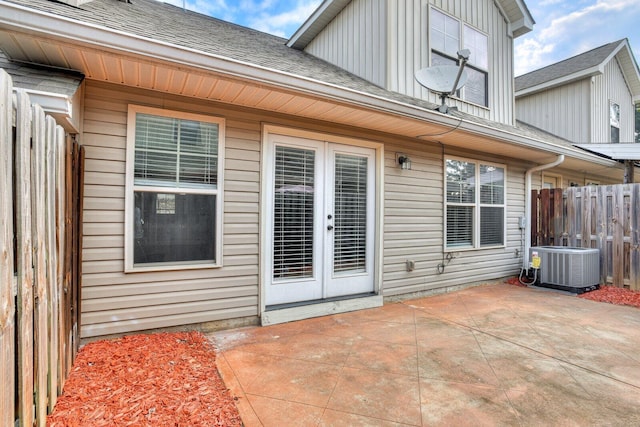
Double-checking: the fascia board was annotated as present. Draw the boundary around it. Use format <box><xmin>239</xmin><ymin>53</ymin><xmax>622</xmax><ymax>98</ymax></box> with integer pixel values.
<box><xmin>515</xmin><ymin>65</ymin><xmax>602</xmax><ymax>97</ymax></box>
<box><xmin>287</xmin><ymin>0</ymin><xmax>350</xmax><ymax>49</ymax></box>
<box><xmin>615</xmin><ymin>44</ymin><xmax>640</xmax><ymax>96</ymax></box>
<box><xmin>18</xmin><ymin>88</ymin><xmax>71</xmax><ymax>115</ymax></box>
<box><xmin>451</xmin><ymin>117</ymin><xmax>619</xmax><ymax>167</ymax></box>
<box><xmin>0</xmin><ymin>1</ymin><xmax>617</xmax><ymax>168</ymax></box>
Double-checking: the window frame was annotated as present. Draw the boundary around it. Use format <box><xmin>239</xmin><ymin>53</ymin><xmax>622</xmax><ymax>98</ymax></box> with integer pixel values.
<box><xmin>429</xmin><ymin>7</ymin><xmax>489</xmax><ymax>108</ymax></box>
<box><xmin>124</xmin><ymin>104</ymin><xmax>225</xmax><ymax>272</ymax></box>
<box><xmin>444</xmin><ymin>156</ymin><xmax>506</xmax><ymax>251</ymax></box>
<box><xmin>609</xmin><ymin>100</ymin><xmax>620</xmax><ymax>143</ymax></box>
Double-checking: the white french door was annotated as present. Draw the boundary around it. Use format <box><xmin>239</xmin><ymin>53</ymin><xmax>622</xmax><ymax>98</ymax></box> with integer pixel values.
<box><xmin>265</xmin><ymin>134</ymin><xmax>375</xmax><ymax>306</ymax></box>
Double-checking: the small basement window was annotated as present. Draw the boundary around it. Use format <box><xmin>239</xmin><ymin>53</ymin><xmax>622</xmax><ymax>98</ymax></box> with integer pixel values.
<box><xmin>125</xmin><ymin>105</ymin><xmax>224</xmax><ymax>271</ymax></box>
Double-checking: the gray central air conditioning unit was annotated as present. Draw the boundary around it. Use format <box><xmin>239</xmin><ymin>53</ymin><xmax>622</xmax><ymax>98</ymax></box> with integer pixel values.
<box><xmin>529</xmin><ymin>246</ymin><xmax>600</xmax><ymax>293</ymax></box>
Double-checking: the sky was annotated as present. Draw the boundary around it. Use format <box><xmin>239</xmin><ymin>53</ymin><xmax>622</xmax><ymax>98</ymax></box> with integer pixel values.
<box><xmin>163</xmin><ymin>0</ymin><xmax>640</xmax><ymax>77</ymax></box>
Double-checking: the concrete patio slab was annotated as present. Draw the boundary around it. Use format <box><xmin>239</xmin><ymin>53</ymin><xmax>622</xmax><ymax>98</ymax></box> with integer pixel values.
<box><xmin>209</xmin><ymin>283</ymin><xmax>640</xmax><ymax>426</ymax></box>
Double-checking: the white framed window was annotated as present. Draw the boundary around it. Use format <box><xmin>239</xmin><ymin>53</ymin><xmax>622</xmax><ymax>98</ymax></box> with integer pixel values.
<box><xmin>430</xmin><ymin>8</ymin><xmax>489</xmax><ymax>107</ymax></box>
<box><xmin>610</xmin><ymin>100</ymin><xmax>620</xmax><ymax>143</ymax></box>
<box><xmin>445</xmin><ymin>157</ymin><xmax>505</xmax><ymax>250</ymax></box>
<box><xmin>125</xmin><ymin>105</ymin><xmax>224</xmax><ymax>272</ymax></box>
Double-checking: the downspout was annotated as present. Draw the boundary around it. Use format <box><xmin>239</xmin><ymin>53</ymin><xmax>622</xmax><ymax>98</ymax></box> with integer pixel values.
<box><xmin>523</xmin><ymin>155</ymin><xmax>565</xmax><ymax>271</ymax></box>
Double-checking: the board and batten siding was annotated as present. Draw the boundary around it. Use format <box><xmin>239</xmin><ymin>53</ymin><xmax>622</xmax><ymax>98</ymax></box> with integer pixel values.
<box><xmin>80</xmin><ymin>82</ymin><xmax>260</xmax><ymax>338</ymax></box>
<box><xmin>305</xmin><ymin>0</ymin><xmax>387</xmax><ymax>88</ymax></box>
<box><xmin>515</xmin><ymin>79</ymin><xmax>591</xmax><ymax>143</ymax></box>
<box><xmin>591</xmin><ymin>58</ymin><xmax>636</xmax><ymax>143</ymax></box>
<box><xmin>305</xmin><ymin>0</ymin><xmax>515</xmax><ymax>126</ymax></box>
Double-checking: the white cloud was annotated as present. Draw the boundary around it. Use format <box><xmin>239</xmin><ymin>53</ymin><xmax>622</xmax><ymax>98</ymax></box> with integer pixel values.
<box><xmin>247</xmin><ymin>0</ymin><xmax>321</xmax><ymax>37</ymax></box>
<box><xmin>515</xmin><ymin>0</ymin><xmax>640</xmax><ymax>75</ymax></box>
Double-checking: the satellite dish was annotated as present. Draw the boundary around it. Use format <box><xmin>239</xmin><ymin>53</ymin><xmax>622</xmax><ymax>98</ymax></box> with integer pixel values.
<box><xmin>415</xmin><ymin>49</ymin><xmax>471</xmax><ymax>114</ymax></box>
<box><xmin>415</xmin><ymin>65</ymin><xmax>468</xmax><ymax>94</ymax></box>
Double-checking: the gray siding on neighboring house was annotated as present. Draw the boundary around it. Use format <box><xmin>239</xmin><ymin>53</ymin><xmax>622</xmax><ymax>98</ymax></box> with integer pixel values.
<box><xmin>515</xmin><ymin>79</ymin><xmax>591</xmax><ymax>143</ymax></box>
<box><xmin>305</xmin><ymin>0</ymin><xmax>515</xmax><ymax>126</ymax></box>
<box><xmin>80</xmin><ymin>81</ymin><xmax>261</xmax><ymax>338</ymax></box>
<box><xmin>592</xmin><ymin>58</ymin><xmax>636</xmax><ymax>143</ymax></box>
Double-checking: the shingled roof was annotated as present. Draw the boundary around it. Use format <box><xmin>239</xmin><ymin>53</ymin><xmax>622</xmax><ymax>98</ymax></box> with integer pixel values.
<box><xmin>515</xmin><ymin>39</ymin><xmax>640</xmax><ymax>96</ymax></box>
<box><xmin>0</xmin><ymin>0</ymin><xmax>606</xmax><ymax>158</ymax></box>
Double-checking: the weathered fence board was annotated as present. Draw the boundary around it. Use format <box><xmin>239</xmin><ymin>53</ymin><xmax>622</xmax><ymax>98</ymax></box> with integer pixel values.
<box><xmin>0</xmin><ymin>66</ymin><xmax>16</xmax><ymax>427</ymax></box>
<box><xmin>1</xmin><ymin>68</ymin><xmax>79</xmax><ymax>426</ymax></box>
<box><xmin>16</xmin><ymin>89</ymin><xmax>35</xmax><ymax>427</ymax></box>
<box><xmin>533</xmin><ymin>184</ymin><xmax>640</xmax><ymax>290</ymax></box>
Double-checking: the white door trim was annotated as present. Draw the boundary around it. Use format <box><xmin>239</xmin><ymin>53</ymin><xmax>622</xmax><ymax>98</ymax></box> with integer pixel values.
<box><xmin>260</xmin><ymin>125</ymin><xmax>384</xmax><ymax>323</ymax></box>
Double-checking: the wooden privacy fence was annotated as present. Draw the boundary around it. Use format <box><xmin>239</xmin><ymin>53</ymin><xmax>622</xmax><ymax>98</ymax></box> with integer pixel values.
<box><xmin>1</xmin><ymin>69</ymin><xmax>83</xmax><ymax>426</ymax></box>
<box><xmin>531</xmin><ymin>184</ymin><xmax>640</xmax><ymax>290</ymax></box>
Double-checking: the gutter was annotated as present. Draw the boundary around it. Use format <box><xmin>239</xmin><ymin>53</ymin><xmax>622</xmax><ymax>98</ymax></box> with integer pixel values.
<box><xmin>523</xmin><ymin>155</ymin><xmax>565</xmax><ymax>271</ymax></box>
<box><xmin>0</xmin><ymin>2</ymin><xmax>623</xmax><ymax>168</ymax></box>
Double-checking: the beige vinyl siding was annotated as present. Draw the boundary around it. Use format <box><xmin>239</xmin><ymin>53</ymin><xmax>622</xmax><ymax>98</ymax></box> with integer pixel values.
<box><xmin>81</xmin><ymin>82</ymin><xmax>543</xmax><ymax>337</ymax></box>
<box><xmin>305</xmin><ymin>0</ymin><xmax>387</xmax><ymax>87</ymax></box>
<box><xmin>304</xmin><ymin>0</ymin><xmax>515</xmax><ymax>125</ymax></box>
<box><xmin>592</xmin><ymin>58</ymin><xmax>636</xmax><ymax>143</ymax></box>
<box><xmin>80</xmin><ymin>81</ymin><xmax>260</xmax><ymax>338</ymax></box>
<box><xmin>382</xmin><ymin>140</ymin><xmax>527</xmax><ymax>297</ymax></box>
<box><xmin>516</xmin><ymin>79</ymin><xmax>591</xmax><ymax>143</ymax></box>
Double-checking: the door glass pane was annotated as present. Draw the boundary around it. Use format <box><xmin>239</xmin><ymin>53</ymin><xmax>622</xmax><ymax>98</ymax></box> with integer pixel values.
<box><xmin>273</xmin><ymin>146</ymin><xmax>315</xmax><ymax>280</ymax></box>
<box><xmin>334</xmin><ymin>154</ymin><xmax>367</xmax><ymax>274</ymax></box>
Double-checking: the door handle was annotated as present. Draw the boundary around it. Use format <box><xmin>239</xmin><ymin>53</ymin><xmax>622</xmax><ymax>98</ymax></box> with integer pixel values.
<box><xmin>327</xmin><ymin>225</ymin><xmax>334</xmax><ymax>231</ymax></box>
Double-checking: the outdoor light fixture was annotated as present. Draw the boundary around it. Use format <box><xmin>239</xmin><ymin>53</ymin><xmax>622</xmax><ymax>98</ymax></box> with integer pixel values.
<box><xmin>398</xmin><ymin>155</ymin><xmax>411</xmax><ymax>170</ymax></box>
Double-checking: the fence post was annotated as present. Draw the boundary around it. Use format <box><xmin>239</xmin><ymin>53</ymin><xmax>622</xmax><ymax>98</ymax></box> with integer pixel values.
<box><xmin>0</xmin><ymin>67</ymin><xmax>16</xmax><ymax>427</ymax></box>
<box><xmin>596</xmin><ymin>185</ymin><xmax>608</xmax><ymax>285</ymax></box>
<box><xmin>45</xmin><ymin>115</ymin><xmax>59</xmax><ymax>409</ymax></box>
<box><xmin>16</xmin><ymin>89</ymin><xmax>35</xmax><ymax>427</ymax></box>
<box><xmin>631</xmin><ymin>185</ymin><xmax>640</xmax><ymax>291</ymax></box>
<box><xmin>553</xmin><ymin>188</ymin><xmax>563</xmax><ymax>246</ymax></box>
<box><xmin>612</xmin><ymin>185</ymin><xmax>625</xmax><ymax>287</ymax></box>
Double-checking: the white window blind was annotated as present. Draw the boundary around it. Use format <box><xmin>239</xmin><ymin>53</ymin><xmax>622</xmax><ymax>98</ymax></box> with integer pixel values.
<box><xmin>334</xmin><ymin>154</ymin><xmax>367</xmax><ymax>273</ymax></box>
<box><xmin>273</xmin><ymin>146</ymin><xmax>316</xmax><ymax>280</ymax></box>
<box><xmin>134</xmin><ymin>113</ymin><xmax>218</xmax><ymax>189</ymax></box>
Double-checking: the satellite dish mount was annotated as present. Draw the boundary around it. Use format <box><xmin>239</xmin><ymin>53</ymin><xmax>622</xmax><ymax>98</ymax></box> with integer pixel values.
<box><xmin>415</xmin><ymin>49</ymin><xmax>471</xmax><ymax>114</ymax></box>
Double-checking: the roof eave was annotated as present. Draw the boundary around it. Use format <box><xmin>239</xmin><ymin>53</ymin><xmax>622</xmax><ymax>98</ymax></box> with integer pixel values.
<box><xmin>515</xmin><ymin>65</ymin><xmax>602</xmax><ymax>97</ymax></box>
<box><xmin>0</xmin><ymin>1</ymin><xmax>618</xmax><ymax>170</ymax></box>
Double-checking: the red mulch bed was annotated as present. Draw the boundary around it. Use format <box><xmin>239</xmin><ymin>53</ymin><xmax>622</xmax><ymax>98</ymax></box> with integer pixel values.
<box><xmin>47</xmin><ymin>331</ymin><xmax>242</xmax><ymax>427</ymax></box>
<box><xmin>578</xmin><ymin>285</ymin><xmax>640</xmax><ymax>308</ymax></box>
<box><xmin>505</xmin><ymin>277</ymin><xmax>640</xmax><ymax>309</ymax></box>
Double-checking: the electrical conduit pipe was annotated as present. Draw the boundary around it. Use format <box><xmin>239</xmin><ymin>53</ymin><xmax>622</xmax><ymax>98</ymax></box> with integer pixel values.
<box><xmin>523</xmin><ymin>155</ymin><xmax>565</xmax><ymax>271</ymax></box>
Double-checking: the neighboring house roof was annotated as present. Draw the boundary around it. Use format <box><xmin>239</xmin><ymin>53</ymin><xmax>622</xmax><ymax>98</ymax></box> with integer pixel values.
<box><xmin>287</xmin><ymin>0</ymin><xmax>535</xmax><ymax>50</ymax></box>
<box><xmin>515</xmin><ymin>39</ymin><xmax>640</xmax><ymax>100</ymax></box>
<box><xmin>0</xmin><ymin>0</ymin><xmax>624</xmax><ymax>175</ymax></box>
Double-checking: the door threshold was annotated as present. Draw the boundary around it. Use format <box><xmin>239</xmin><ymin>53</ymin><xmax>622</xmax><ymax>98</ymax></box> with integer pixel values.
<box><xmin>261</xmin><ymin>294</ymin><xmax>383</xmax><ymax>326</ymax></box>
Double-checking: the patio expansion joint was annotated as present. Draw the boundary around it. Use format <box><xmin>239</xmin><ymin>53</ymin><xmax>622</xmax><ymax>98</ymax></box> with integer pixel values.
<box><xmin>401</xmin><ymin>301</ymin><xmax>640</xmax><ymax>393</ymax></box>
